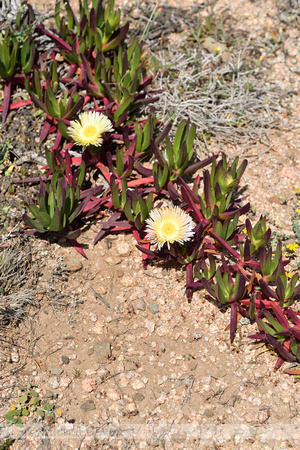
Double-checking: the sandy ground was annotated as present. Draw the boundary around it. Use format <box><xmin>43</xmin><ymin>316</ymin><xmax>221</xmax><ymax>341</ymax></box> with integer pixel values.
<box><xmin>1</xmin><ymin>0</ymin><xmax>300</xmax><ymax>448</ymax></box>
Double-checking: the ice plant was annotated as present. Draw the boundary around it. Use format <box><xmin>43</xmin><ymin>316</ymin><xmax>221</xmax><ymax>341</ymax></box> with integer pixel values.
<box><xmin>68</xmin><ymin>111</ymin><xmax>114</xmax><ymax>148</ymax></box>
<box><xmin>145</xmin><ymin>205</ymin><xmax>195</xmax><ymax>250</ymax></box>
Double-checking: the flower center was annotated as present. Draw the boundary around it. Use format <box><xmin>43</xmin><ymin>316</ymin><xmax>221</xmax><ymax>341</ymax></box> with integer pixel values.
<box><xmin>160</xmin><ymin>220</ymin><xmax>177</xmax><ymax>239</ymax></box>
<box><xmin>82</xmin><ymin>124</ymin><xmax>98</xmax><ymax>139</ymax></box>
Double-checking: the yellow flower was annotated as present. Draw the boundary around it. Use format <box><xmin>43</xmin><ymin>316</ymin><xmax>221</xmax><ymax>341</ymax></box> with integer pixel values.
<box><xmin>286</xmin><ymin>272</ymin><xmax>291</xmax><ymax>278</ymax></box>
<box><xmin>286</xmin><ymin>243</ymin><xmax>298</xmax><ymax>252</ymax></box>
<box><xmin>145</xmin><ymin>205</ymin><xmax>195</xmax><ymax>250</ymax></box>
<box><xmin>215</xmin><ymin>46</ymin><xmax>221</xmax><ymax>52</ymax></box>
<box><xmin>68</xmin><ymin>111</ymin><xmax>114</xmax><ymax>148</ymax></box>
<box><xmin>5</xmin><ymin>164</ymin><xmax>14</xmax><ymax>176</ymax></box>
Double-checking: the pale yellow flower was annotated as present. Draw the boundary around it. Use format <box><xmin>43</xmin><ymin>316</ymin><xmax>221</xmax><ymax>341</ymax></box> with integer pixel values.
<box><xmin>68</xmin><ymin>111</ymin><xmax>114</xmax><ymax>147</ymax></box>
<box><xmin>145</xmin><ymin>205</ymin><xmax>195</xmax><ymax>250</ymax></box>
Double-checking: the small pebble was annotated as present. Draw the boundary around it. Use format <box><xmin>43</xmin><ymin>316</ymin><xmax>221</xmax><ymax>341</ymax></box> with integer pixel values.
<box><xmin>49</xmin><ymin>377</ymin><xmax>60</xmax><ymax>389</ymax></box>
<box><xmin>50</xmin><ymin>367</ymin><xmax>64</xmax><ymax>376</ymax></box>
<box><xmin>64</xmin><ymin>256</ymin><xmax>83</xmax><ymax>272</ymax></box>
<box><xmin>147</xmin><ymin>303</ymin><xmax>159</xmax><ymax>314</ymax></box>
<box><xmin>133</xmin><ymin>393</ymin><xmax>145</xmax><ymax>402</ymax></box>
<box><xmin>145</xmin><ymin>321</ymin><xmax>155</xmax><ymax>333</ymax></box>
<box><xmin>94</xmin><ymin>341</ymin><xmax>112</xmax><ymax>363</ymax></box>
<box><xmin>107</xmin><ymin>389</ymin><xmax>121</xmax><ymax>401</ymax></box>
<box><xmin>61</xmin><ymin>356</ymin><xmax>70</xmax><ymax>365</ymax></box>
<box><xmin>171</xmin><ymin>432</ymin><xmax>187</xmax><ymax>443</ymax></box>
<box><xmin>116</xmin><ymin>242</ymin><xmax>131</xmax><ymax>256</ymax></box>
<box><xmin>60</xmin><ymin>377</ymin><xmax>72</xmax><ymax>389</ymax></box>
<box><xmin>193</xmin><ymin>332</ymin><xmax>202</xmax><ymax>340</ymax></box>
<box><xmin>96</xmin><ymin>286</ymin><xmax>107</xmax><ymax>295</ymax></box>
<box><xmin>132</xmin><ymin>299</ymin><xmax>146</xmax><ymax>311</ymax></box>
<box><xmin>105</xmin><ymin>256</ymin><xmax>121</xmax><ymax>265</ymax></box>
<box><xmin>131</xmin><ymin>380</ymin><xmax>145</xmax><ymax>390</ymax></box>
<box><xmin>43</xmin><ymin>390</ymin><xmax>54</xmax><ymax>399</ymax></box>
<box><xmin>82</xmin><ymin>378</ymin><xmax>97</xmax><ymax>393</ymax></box>
<box><xmin>80</xmin><ymin>400</ymin><xmax>96</xmax><ymax>411</ymax></box>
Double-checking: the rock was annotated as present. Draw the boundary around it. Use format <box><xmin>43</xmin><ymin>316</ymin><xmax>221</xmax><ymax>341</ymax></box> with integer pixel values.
<box><xmin>132</xmin><ymin>299</ymin><xmax>146</xmax><ymax>311</ymax></box>
<box><xmin>105</xmin><ymin>256</ymin><xmax>121</xmax><ymax>265</ymax></box>
<box><xmin>61</xmin><ymin>356</ymin><xmax>70</xmax><ymax>365</ymax></box>
<box><xmin>131</xmin><ymin>380</ymin><xmax>145</xmax><ymax>390</ymax></box>
<box><xmin>268</xmin><ymin>195</ymin><xmax>281</xmax><ymax>204</ymax></box>
<box><xmin>49</xmin><ymin>377</ymin><xmax>60</xmax><ymax>389</ymax></box>
<box><xmin>43</xmin><ymin>390</ymin><xmax>54</xmax><ymax>399</ymax></box>
<box><xmin>119</xmin><ymin>377</ymin><xmax>129</xmax><ymax>387</ymax></box>
<box><xmin>80</xmin><ymin>400</ymin><xmax>96</xmax><ymax>411</ymax></box>
<box><xmin>240</xmin><ymin>317</ymin><xmax>251</xmax><ymax>325</ymax></box>
<box><xmin>127</xmin><ymin>403</ymin><xmax>137</xmax><ymax>414</ymax></box>
<box><xmin>116</xmin><ymin>242</ymin><xmax>131</xmax><ymax>257</ymax></box>
<box><xmin>94</xmin><ymin>341</ymin><xmax>112</xmax><ymax>363</ymax></box>
<box><xmin>60</xmin><ymin>377</ymin><xmax>72</xmax><ymax>389</ymax></box>
<box><xmin>82</xmin><ymin>378</ymin><xmax>97</xmax><ymax>393</ymax></box>
<box><xmin>64</xmin><ymin>256</ymin><xmax>83</xmax><ymax>272</ymax></box>
<box><xmin>50</xmin><ymin>367</ymin><xmax>64</xmax><ymax>376</ymax></box>
<box><xmin>39</xmin><ymin>363</ymin><xmax>48</xmax><ymax>372</ymax></box>
<box><xmin>129</xmin><ymin>287</ymin><xmax>148</xmax><ymax>300</ymax></box>
<box><xmin>107</xmin><ymin>389</ymin><xmax>120</xmax><ymax>401</ymax></box>
<box><xmin>145</xmin><ymin>321</ymin><xmax>155</xmax><ymax>333</ymax></box>
<box><xmin>171</xmin><ymin>432</ymin><xmax>187</xmax><ymax>443</ymax></box>
<box><xmin>116</xmin><ymin>269</ymin><xmax>124</xmax><ymax>278</ymax></box>
<box><xmin>202</xmin><ymin>37</ymin><xmax>233</xmax><ymax>63</ymax></box>
<box><xmin>147</xmin><ymin>303</ymin><xmax>159</xmax><ymax>314</ymax></box>
<box><xmin>91</xmin><ymin>314</ymin><xmax>98</xmax><ymax>322</ymax></box>
<box><xmin>10</xmin><ymin>351</ymin><xmax>19</xmax><ymax>363</ymax></box>
<box><xmin>193</xmin><ymin>332</ymin><xmax>202</xmax><ymax>340</ymax></box>
<box><xmin>98</xmin><ymin>367</ymin><xmax>110</xmax><ymax>381</ymax></box>
<box><xmin>133</xmin><ymin>393</ymin><xmax>145</xmax><ymax>402</ymax></box>
<box><xmin>97</xmin><ymin>286</ymin><xmax>107</xmax><ymax>295</ymax></box>
<box><xmin>156</xmin><ymin>325</ymin><xmax>169</xmax><ymax>336</ymax></box>
<box><xmin>117</xmin><ymin>240</ymin><xmax>131</xmax><ymax>256</ymax></box>
<box><xmin>203</xmin><ymin>409</ymin><xmax>215</xmax><ymax>418</ymax></box>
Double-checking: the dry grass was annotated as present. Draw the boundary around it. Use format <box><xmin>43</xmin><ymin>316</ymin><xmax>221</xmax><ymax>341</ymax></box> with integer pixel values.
<box><xmin>0</xmin><ymin>237</ymin><xmax>38</xmax><ymax>328</ymax></box>
<box><xmin>149</xmin><ymin>43</ymin><xmax>284</xmax><ymax>157</ymax></box>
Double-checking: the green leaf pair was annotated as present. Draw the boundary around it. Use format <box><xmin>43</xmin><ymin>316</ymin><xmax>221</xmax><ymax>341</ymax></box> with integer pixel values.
<box><xmin>23</xmin><ymin>173</ymin><xmax>82</xmax><ymax>233</ymax></box>
<box><xmin>201</xmin><ymin>269</ymin><xmax>246</xmax><ymax>305</ymax></box>
<box><xmin>246</xmin><ymin>216</ymin><xmax>271</xmax><ymax>253</ymax></box>
<box><xmin>123</xmin><ymin>190</ymin><xmax>153</xmax><ymax>231</ymax></box>
<box><xmin>210</xmin><ymin>154</ymin><xmax>247</xmax><ymax>195</ymax></box>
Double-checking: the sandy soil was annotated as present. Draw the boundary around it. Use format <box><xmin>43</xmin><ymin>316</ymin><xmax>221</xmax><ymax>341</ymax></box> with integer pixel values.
<box><xmin>1</xmin><ymin>0</ymin><xmax>300</xmax><ymax>448</ymax></box>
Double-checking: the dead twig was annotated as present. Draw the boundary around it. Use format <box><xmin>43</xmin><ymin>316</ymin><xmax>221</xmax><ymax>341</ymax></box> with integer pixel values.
<box><xmin>88</xmin><ymin>285</ymin><xmax>114</xmax><ymax>310</ymax></box>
